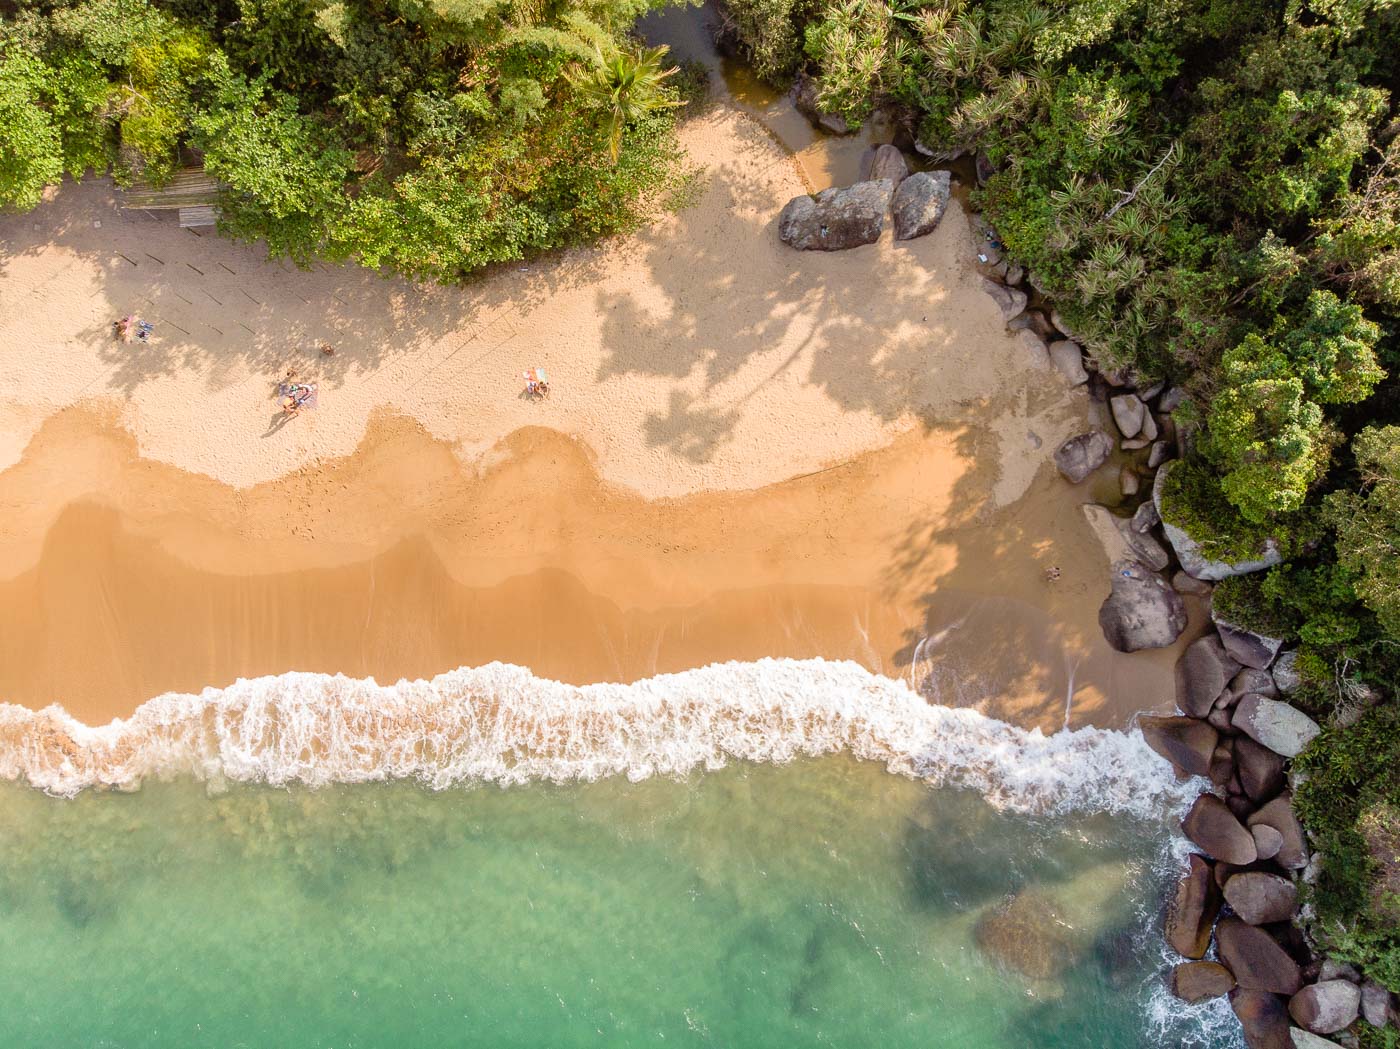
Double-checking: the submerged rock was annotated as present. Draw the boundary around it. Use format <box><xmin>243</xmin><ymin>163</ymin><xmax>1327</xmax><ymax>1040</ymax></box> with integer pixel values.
<box><xmin>891</xmin><ymin>170</ymin><xmax>951</xmax><ymax>240</ymax></box>
<box><xmin>778</xmin><ymin>180</ymin><xmax>892</xmax><ymax>251</ymax></box>
<box><xmin>1099</xmin><ymin>560</ymin><xmax>1186</xmax><ymax>651</ymax></box>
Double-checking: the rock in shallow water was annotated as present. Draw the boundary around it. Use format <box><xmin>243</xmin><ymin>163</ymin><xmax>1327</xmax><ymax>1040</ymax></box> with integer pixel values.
<box><xmin>891</xmin><ymin>170</ymin><xmax>950</xmax><ymax>240</ymax></box>
<box><xmin>1183</xmin><ymin>794</ymin><xmax>1258</xmax><ymax>866</ymax></box>
<box><xmin>778</xmin><ymin>180</ymin><xmax>892</xmax><ymax>251</ymax></box>
<box><xmin>1165</xmin><ymin>854</ymin><xmax>1222</xmax><ymax>959</ymax></box>
<box><xmin>1140</xmin><ymin>716</ymin><xmax>1218</xmax><ymax>778</ymax></box>
<box><xmin>1054</xmin><ymin>430</ymin><xmax>1114</xmax><ymax>483</ymax></box>
<box><xmin>1216</xmin><ymin>917</ymin><xmax>1303</xmax><ymax>995</ymax></box>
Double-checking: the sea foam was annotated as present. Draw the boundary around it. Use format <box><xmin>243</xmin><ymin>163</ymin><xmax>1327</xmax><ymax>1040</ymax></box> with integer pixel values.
<box><xmin>0</xmin><ymin>658</ymin><xmax>1194</xmax><ymax>812</ymax></box>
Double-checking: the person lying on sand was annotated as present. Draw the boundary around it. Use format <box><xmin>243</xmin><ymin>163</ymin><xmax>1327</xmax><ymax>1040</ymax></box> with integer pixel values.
<box><xmin>523</xmin><ymin>367</ymin><xmax>550</xmax><ymax>399</ymax></box>
<box><xmin>281</xmin><ymin>384</ymin><xmax>314</xmax><ymax>414</ymax></box>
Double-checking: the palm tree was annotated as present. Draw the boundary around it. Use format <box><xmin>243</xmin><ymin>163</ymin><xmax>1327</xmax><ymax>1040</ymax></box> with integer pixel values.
<box><xmin>568</xmin><ymin>42</ymin><xmax>681</xmax><ymax>163</ymax></box>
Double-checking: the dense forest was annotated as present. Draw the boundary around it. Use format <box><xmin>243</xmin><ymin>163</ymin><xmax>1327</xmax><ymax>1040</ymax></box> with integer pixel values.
<box><xmin>718</xmin><ymin>0</ymin><xmax>1400</xmax><ymax>1014</ymax></box>
<box><xmin>0</xmin><ymin>0</ymin><xmax>695</xmax><ymax>280</ymax></box>
<box><xmin>3</xmin><ymin>0</ymin><xmax>1400</xmax><ymax>1023</ymax></box>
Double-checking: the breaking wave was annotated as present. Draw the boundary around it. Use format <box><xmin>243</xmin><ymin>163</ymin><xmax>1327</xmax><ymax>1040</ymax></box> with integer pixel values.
<box><xmin>0</xmin><ymin>658</ymin><xmax>1193</xmax><ymax>812</ymax></box>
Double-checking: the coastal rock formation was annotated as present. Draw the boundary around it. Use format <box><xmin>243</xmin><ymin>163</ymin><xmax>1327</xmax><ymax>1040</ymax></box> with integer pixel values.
<box><xmin>778</xmin><ymin>180</ymin><xmax>892</xmax><ymax>251</ymax></box>
<box><xmin>891</xmin><ymin>171</ymin><xmax>951</xmax><ymax>240</ymax></box>
<box><xmin>1048</xmin><ymin>340</ymin><xmax>1089</xmax><ymax>385</ymax></box>
<box><xmin>1098</xmin><ymin>560</ymin><xmax>1187</xmax><ymax>651</ymax></box>
<box><xmin>1232</xmin><ymin>696</ymin><xmax>1321</xmax><ymax>758</ymax></box>
<box><xmin>1140</xmin><ymin>716</ymin><xmax>1218</xmax><ymax>778</ymax></box>
<box><xmin>1165</xmin><ymin>854</ymin><xmax>1222</xmax><ymax>959</ymax></box>
<box><xmin>1361</xmin><ymin>980</ymin><xmax>1394</xmax><ymax>1027</ymax></box>
<box><xmin>1110</xmin><ymin>393</ymin><xmax>1146</xmax><ymax>438</ymax></box>
<box><xmin>1246</xmin><ymin>795</ymin><xmax>1309</xmax><ymax>871</ymax></box>
<box><xmin>1231</xmin><ymin>667</ymin><xmax>1278</xmax><ymax>700</ymax></box>
<box><xmin>1216</xmin><ymin>918</ymin><xmax>1304</xmax><ymax>995</ymax></box>
<box><xmin>1272</xmin><ymin>651</ymin><xmax>1302</xmax><ymax>693</ymax></box>
<box><xmin>1177</xmin><ymin>636</ymin><xmax>1242</xmax><ymax>718</ymax></box>
<box><xmin>1183</xmin><ymin>794</ymin><xmax>1258</xmax><ymax>865</ymax></box>
<box><xmin>1235</xmin><ymin>736</ymin><xmax>1287</xmax><ymax>803</ymax></box>
<box><xmin>1213</xmin><ymin>617</ymin><xmax>1285</xmax><ymax>670</ymax></box>
<box><xmin>1153</xmin><ymin>464</ymin><xmax>1284</xmax><ymax>581</ymax></box>
<box><xmin>1289</xmin><ymin>980</ymin><xmax>1361</xmax><ymax>1034</ymax></box>
<box><xmin>1251</xmin><ymin>824</ymin><xmax>1284</xmax><ymax>860</ymax></box>
<box><xmin>981</xmin><ymin>277</ymin><xmax>1028</xmax><ymax>320</ymax></box>
<box><xmin>1170</xmin><ymin>960</ymin><xmax>1236</xmax><ymax>1003</ymax></box>
<box><xmin>1289</xmin><ymin>1030</ymin><xmax>1347</xmax><ymax>1049</ymax></box>
<box><xmin>860</xmin><ymin>144</ymin><xmax>910</xmax><ymax>188</ymax></box>
<box><xmin>1231</xmin><ymin>989</ymin><xmax>1293</xmax><ymax>1049</ymax></box>
<box><xmin>1223</xmin><ymin>872</ymin><xmax>1298</xmax><ymax>925</ymax></box>
<box><xmin>1054</xmin><ymin>430</ymin><xmax>1114</xmax><ymax>483</ymax></box>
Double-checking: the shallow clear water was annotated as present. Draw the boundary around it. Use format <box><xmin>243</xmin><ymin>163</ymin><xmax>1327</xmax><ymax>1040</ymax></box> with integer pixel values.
<box><xmin>0</xmin><ymin>757</ymin><xmax>1219</xmax><ymax>1048</ymax></box>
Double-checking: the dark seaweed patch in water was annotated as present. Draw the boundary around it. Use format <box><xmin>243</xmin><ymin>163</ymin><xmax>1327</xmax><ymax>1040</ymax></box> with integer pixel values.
<box><xmin>903</xmin><ymin>800</ymin><xmax>1042</xmax><ymax>912</ymax></box>
<box><xmin>54</xmin><ymin>876</ymin><xmax>104</xmax><ymax>928</ymax></box>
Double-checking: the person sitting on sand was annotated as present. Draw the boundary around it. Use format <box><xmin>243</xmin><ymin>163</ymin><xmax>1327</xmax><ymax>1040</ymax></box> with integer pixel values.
<box><xmin>281</xmin><ymin>383</ymin><xmax>314</xmax><ymax>414</ymax></box>
<box><xmin>115</xmin><ymin>316</ymin><xmax>134</xmax><ymax>342</ymax></box>
<box><xmin>523</xmin><ymin>367</ymin><xmax>550</xmax><ymax>399</ymax></box>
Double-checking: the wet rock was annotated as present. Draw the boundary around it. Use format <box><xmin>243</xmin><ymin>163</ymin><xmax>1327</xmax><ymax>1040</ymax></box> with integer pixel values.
<box><xmin>1361</xmin><ymin>980</ymin><xmax>1394</xmax><ymax>1027</ymax></box>
<box><xmin>1224</xmin><ymin>872</ymin><xmax>1298</xmax><ymax>925</ymax></box>
<box><xmin>1209</xmin><ymin>742</ymin><xmax>1236</xmax><ymax>786</ymax></box>
<box><xmin>1290</xmin><ymin>981</ymin><xmax>1361</xmax><ymax>1034</ymax></box>
<box><xmin>1272</xmin><ymin>651</ymin><xmax>1302</xmax><ymax>694</ymax></box>
<box><xmin>1233</xmin><ymin>696</ymin><xmax>1322</xmax><ymax>758</ymax></box>
<box><xmin>1288</xmin><ymin>1029</ymin><xmax>1346</xmax><ymax>1049</ymax></box>
<box><xmin>1120</xmin><ymin>466</ymin><xmax>1140</xmax><ymax>498</ymax></box>
<box><xmin>1171</xmin><ymin>960</ymin><xmax>1236</xmax><ymax>1003</ymax></box>
<box><xmin>891</xmin><ymin>170</ymin><xmax>951</xmax><ymax>240</ymax></box>
<box><xmin>1231</xmin><ymin>668</ymin><xmax>1279</xmax><ymax>700</ymax></box>
<box><xmin>1231</xmin><ymin>989</ymin><xmax>1294</xmax><ymax>1049</ymax></box>
<box><xmin>981</xmin><ymin>278</ymin><xmax>1029</xmax><ymax>321</ymax></box>
<box><xmin>778</xmin><ymin>180</ymin><xmax>892</xmax><ymax>251</ymax></box>
<box><xmin>1055</xmin><ymin>430</ymin><xmax>1114</xmax><ymax>483</ymax></box>
<box><xmin>1217</xmin><ymin>918</ymin><xmax>1304</xmax><ymax>995</ymax></box>
<box><xmin>1141</xmin><ymin>716</ymin><xmax>1219</xmax><ymax>778</ymax></box>
<box><xmin>1251</xmin><ymin>824</ymin><xmax>1284</xmax><ymax>860</ymax></box>
<box><xmin>1153</xmin><ymin>464</ymin><xmax>1284</xmax><ymax>581</ymax></box>
<box><xmin>860</xmin><ymin>144</ymin><xmax>910</xmax><ymax>188</ymax></box>
<box><xmin>1183</xmin><ymin>794</ymin><xmax>1258</xmax><ymax>865</ymax></box>
<box><xmin>1110</xmin><ymin>393</ymin><xmax>1147</xmax><ymax>438</ymax></box>
<box><xmin>1177</xmin><ymin>635</ymin><xmax>1242</xmax><ymax>718</ymax></box>
<box><xmin>1148</xmin><ymin>440</ymin><xmax>1172</xmax><ymax>469</ymax></box>
<box><xmin>1131</xmin><ymin>500</ymin><xmax>1160</xmax><ymax>533</ymax></box>
<box><xmin>1099</xmin><ymin>559</ymin><xmax>1187</xmax><ymax>652</ymax></box>
<box><xmin>1235</xmin><ymin>736</ymin><xmax>1287</xmax><ymax>804</ymax></box>
<box><xmin>1247</xmin><ymin>794</ymin><xmax>1309</xmax><ymax>871</ymax></box>
<box><xmin>1048</xmin><ymin>340</ymin><xmax>1088</xmax><ymax>385</ymax></box>
<box><xmin>1174</xmin><ymin>572</ymin><xmax>1214</xmax><ymax>598</ymax></box>
<box><xmin>1214</xmin><ymin>617</ymin><xmax>1285</xmax><ymax>670</ymax></box>
<box><xmin>1165</xmin><ymin>854</ymin><xmax>1221</xmax><ymax>959</ymax></box>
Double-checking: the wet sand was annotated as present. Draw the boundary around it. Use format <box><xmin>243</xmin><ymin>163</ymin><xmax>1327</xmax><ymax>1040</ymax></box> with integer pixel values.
<box><xmin>0</xmin><ymin>408</ymin><xmax>1195</xmax><ymax>732</ymax></box>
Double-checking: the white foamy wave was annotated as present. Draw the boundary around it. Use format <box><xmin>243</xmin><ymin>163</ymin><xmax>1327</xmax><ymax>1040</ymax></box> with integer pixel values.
<box><xmin>0</xmin><ymin>658</ymin><xmax>1194</xmax><ymax>813</ymax></box>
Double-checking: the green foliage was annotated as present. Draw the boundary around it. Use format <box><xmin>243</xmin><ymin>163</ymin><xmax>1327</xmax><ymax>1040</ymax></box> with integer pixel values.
<box><xmin>1157</xmin><ymin>458</ymin><xmax>1295</xmax><ymax>563</ymax></box>
<box><xmin>1316</xmin><ymin>138</ymin><xmax>1400</xmax><ymax>309</ymax></box>
<box><xmin>566</xmin><ymin>42</ymin><xmax>682</xmax><ymax>162</ymax></box>
<box><xmin>718</xmin><ymin>0</ymin><xmax>816</xmax><ymax>82</ymax></box>
<box><xmin>0</xmin><ymin>44</ymin><xmax>65</xmax><ymax>209</ymax></box>
<box><xmin>1330</xmin><ymin>426</ymin><xmax>1400</xmax><ymax>638</ymax></box>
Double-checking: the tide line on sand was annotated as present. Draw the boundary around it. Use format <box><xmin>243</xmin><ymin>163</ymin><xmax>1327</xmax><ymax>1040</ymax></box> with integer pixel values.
<box><xmin>0</xmin><ymin>658</ymin><xmax>1195</xmax><ymax>812</ymax></box>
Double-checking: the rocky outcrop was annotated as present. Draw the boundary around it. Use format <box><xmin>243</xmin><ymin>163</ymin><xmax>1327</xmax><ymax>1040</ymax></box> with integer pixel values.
<box><xmin>1099</xmin><ymin>560</ymin><xmax>1186</xmax><ymax>651</ymax></box>
<box><xmin>1183</xmin><ymin>794</ymin><xmax>1258</xmax><ymax>866</ymax></box>
<box><xmin>1048</xmin><ymin>340</ymin><xmax>1088</xmax><ymax>385</ymax></box>
<box><xmin>1234</xmin><ymin>736</ymin><xmax>1287</xmax><ymax>803</ymax></box>
<box><xmin>1272</xmin><ymin>651</ymin><xmax>1301</xmax><ymax>694</ymax></box>
<box><xmin>778</xmin><ymin>180</ymin><xmax>892</xmax><ymax>251</ymax></box>
<box><xmin>1232</xmin><ymin>696</ymin><xmax>1321</xmax><ymax>758</ymax></box>
<box><xmin>1223</xmin><ymin>872</ymin><xmax>1298</xmax><ymax>925</ymax></box>
<box><xmin>1177</xmin><ymin>635</ymin><xmax>1242</xmax><ymax>718</ymax></box>
<box><xmin>1213</xmin><ymin>617</ymin><xmax>1285</xmax><ymax>670</ymax></box>
<box><xmin>1217</xmin><ymin>918</ymin><xmax>1304</xmax><ymax>995</ymax></box>
<box><xmin>1361</xmin><ymin>980</ymin><xmax>1394</xmax><ymax>1027</ymax></box>
<box><xmin>1246</xmin><ymin>795</ymin><xmax>1309</xmax><ymax>871</ymax></box>
<box><xmin>1289</xmin><ymin>981</ymin><xmax>1361</xmax><ymax>1034</ymax></box>
<box><xmin>1054</xmin><ymin>430</ymin><xmax>1114</xmax><ymax>483</ymax></box>
<box><xmin>861</xmin><ymin>144</ymin><xmax>909</xmax><ymax>188</ymax></box>
<box><xmin>1141</xmin><ymin>716</ymin><xmax>1219</xmax><ymax>778</ymax></box>
<box><xmin>1110</xmin><ymin>393</ymin><xmax>1146</xmax><ymax>438</ymax></box>
<box><xmin>1170</xmin><ymin>960</ymin><xmax>1236</xmax><ymax>1003</ymax></box>
<box><xmin>1165</xmin><ymin>854</ymin><xmax>1222</xmax><ymax>959</ymax></box>
<box><xmin>1153</xmin><ymin>464</ymin><xmax>1284</xmax><ymax>581</ymax></box>
<box><xmin>891</xmin><ymin>171</ymin><xmax>951</xmax><ymax>240</ymax></box>
<box><xmin>1231</xmin><ymin>989</ymin><xmax>1294</xmax><ymax>1049</ymax></box>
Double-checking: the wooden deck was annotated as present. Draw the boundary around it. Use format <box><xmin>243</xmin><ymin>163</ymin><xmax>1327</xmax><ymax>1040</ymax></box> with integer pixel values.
<box><xmin>122</xmin><ymin>169</ymin><xmax>221</xmax><ymax>211</ymax></box>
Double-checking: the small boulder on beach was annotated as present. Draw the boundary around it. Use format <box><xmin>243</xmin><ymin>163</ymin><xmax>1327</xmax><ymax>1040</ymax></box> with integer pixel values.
<box><xmin>1098</xmin><ymin>559</ymin><xmax>1186</xmax><ymax>651</ymax></box>
<box><xmin>1054</xmin><ymin>430</ymin><xmax>1114</xmax><ymax>483</ymax></box>
<box><xmin>891</xmin><ymin>170</ymin><xmax>951</xmax><ymax>240</ymax></box>
<box><xmin>778</xmin><ymin>180</ymin><xmax>892</xmax><ymax>251</ymax></box>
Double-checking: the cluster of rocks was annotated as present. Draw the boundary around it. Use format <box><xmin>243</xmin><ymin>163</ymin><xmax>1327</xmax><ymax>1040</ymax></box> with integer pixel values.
<box><xmin>777</xmin><ymin>145</ymin><xmax>953</xmax><ymax>250</ymax></box>
<box><xmin>1152</xmin><ymin>631</ymin><xmax>1398</xmax><ymax>1046</ymax></box>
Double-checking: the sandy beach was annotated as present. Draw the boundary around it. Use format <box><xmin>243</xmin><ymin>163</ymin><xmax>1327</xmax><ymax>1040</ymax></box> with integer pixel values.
<box><xmin>0</xmin><ymin>101</ymin><xmax>1193</xmax><ymax>732</ymax></box>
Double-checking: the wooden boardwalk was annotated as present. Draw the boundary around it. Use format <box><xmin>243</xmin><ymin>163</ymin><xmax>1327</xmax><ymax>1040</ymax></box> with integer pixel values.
<box><xmin>122</xmin><ymin>169</ymin><xmax>222</xmax><ymax>226</ymax></box>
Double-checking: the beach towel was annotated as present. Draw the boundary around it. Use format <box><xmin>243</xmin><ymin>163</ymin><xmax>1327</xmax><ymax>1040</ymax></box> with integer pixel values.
<box><xmin>278</xmin><ymin>382</ymin><xmax>319</xmax><ymax>409</ymax></box>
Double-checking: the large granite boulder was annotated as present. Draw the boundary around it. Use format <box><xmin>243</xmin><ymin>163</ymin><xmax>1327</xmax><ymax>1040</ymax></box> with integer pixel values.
<box><xmin>1110</xmin><ymin>393</ymin><xmax>1146</xmax><ymax>438</ymax></box>
<box><xmin>1290</xmin><ymin>981</ymin><xmax>1361</xmax><ymax>1034</ymax></box>
<box><xmin>1223</xmin><ymin>872</ymin><xmax>1298</xmax><ymax>925</ymax></box>
<box><xmin>1232</xmin><ymin>695</ymin><xmax>1321</xmax><ymax>758</ymax></box>
<box><xmin>1165</xmin><ymin>853</ymin><xmax>1221</xmax><ymax>959</ymax></box>
<box><xmin>1153</xmin><ymin>464</ymin><xmax>1284</xmax><ymax>580</ymax></box>
<box><xmin>1140</xmin><ymin>716</ymin><xmax>1219</xmax><ymax>778</ymax></box>
<box><xmin>1177</xmin><ymin>635</ymin><xmax>1242</xmax><ymax>718</ymax></box>
<box><xmin>1231</xmin><ymin>667</ymin><xmax>1279</xmax><ymax>700</ymax></box>
<box><xmin>1213</xmin><ymin>616</ymin><xmax>1285</xmax><ymax>670</ymax></box>
<box><xmin>1081</xmin><ymin>505</ymin><xmax>1170</xmax><ymax>572</ymax></box>
<box><xmin>1247</xmin><ymin>794</ymin><xmax>1309</xmax><ymax>871</ymax></box>
<box><xmin>1251</xmin><ymin>824</ymin><xmax>1285</xmax><ymax>860</ymax></box>
<box><xmin>1289</xmin><ymin>1030</ymin><xmax>1347</xmax><ymax>1049</ymax></box>
<box><xmin>891</xmin><ymin>170</ymin><xmax>951</xmax><ymax>240</ymax></box>
<box><xmin>1099</xmin><ymin>559</ymin><xmax>1187</xmax><ymax>651</ymax></box>
<box><xmin>1231</xmin><ymin>989</ymin><xmax>1293</xmax><ymax>1049</ymax></box>
<box><xmin>1170</xmin><ymin>960</ymin><xmax>1236</xmax><ymax>1003</ymax></box>
<box><xmin>1183</xmin><ymin>794</ymin><xmax>1258</xmax><ymax>865</ymax></box>
<box><xmin>778</xmin><ymin>180</ymin><xmax>892</xmax><ymax>251</ymax></box>
<box><xmin>860</xmin><ymin>144</ymin><xmax>909</xmax><ymax>188</ymax></box>
<box><xmin>1216</xmin><ymin>918</ymin><xmax>1304</xmax><ymax>995</ymax></box>
<box><xmin>1235</xmin><ymin>736</ymin><xmax>1287</xmax><ymax>803</ymax></box>
<box><xmin>981</xmin><ymin>277</ymin><xmax>1028</xmax><ymax>320</ymax></box>
<box><xmin>1054</xmin><ymin>430</ymin><xmax>1114</xmax><ymax>483</ymax></box>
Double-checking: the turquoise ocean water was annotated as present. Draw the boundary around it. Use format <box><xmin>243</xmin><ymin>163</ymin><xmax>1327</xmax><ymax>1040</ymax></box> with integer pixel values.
<box><xmin>0</xmin><ymin>753</ymin><xmax>1230</xmax><ymax>1048</ymax></box>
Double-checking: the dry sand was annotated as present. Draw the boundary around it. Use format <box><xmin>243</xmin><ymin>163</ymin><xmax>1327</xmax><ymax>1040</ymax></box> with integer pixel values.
<box><xmin>0</xmin><ymin>102</ymin><xmax>1193</xmax><ymax>734</ymax></box>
